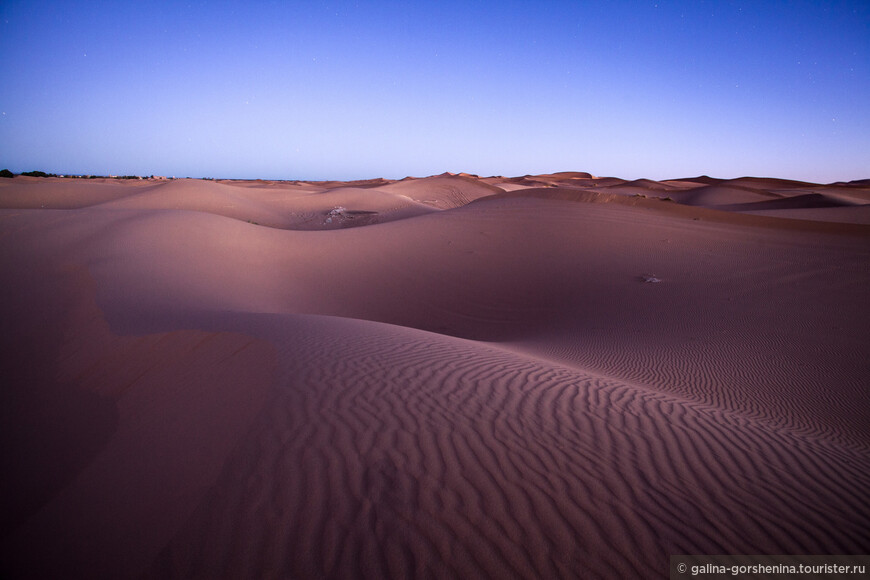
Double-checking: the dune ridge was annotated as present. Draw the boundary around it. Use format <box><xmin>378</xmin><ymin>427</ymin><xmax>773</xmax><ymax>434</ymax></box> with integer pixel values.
<box><xmin>140</xmin><ymin>312</ymin><xmax>869</xmax><ymax>579</ymax></box>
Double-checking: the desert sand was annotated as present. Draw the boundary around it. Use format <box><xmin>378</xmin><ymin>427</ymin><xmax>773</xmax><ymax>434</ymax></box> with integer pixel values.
<box><xmin>1</xmin><ymin>172</ymin><xmax>868</xmax><ymax>578</ymax></box>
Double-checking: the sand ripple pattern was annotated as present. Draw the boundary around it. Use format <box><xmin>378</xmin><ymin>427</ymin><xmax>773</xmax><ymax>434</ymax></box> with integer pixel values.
<box><xmin>149</xmin><ymin>315</ymin><xmax>870</xmax><ymax>580</ymax></box>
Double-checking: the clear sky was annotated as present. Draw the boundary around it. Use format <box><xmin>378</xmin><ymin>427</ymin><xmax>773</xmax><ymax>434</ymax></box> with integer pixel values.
<box><xmin>1</xmin><ymin>1</ymin><xmax>867</xmax><ymax>182</ymax></box>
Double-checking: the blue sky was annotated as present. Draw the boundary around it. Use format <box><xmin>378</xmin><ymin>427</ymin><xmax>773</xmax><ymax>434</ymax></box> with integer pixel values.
<box><xmin>1</xmin><ymin>1</ymin><xmax>867</xmax><ymax>182</ymax></box>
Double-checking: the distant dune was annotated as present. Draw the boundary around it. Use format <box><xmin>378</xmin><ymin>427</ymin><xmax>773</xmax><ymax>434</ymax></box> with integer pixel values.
<box><xmin>1</xmin><ymin>172</ymin><xmax>868</xmax><ymax>578</ymax></box>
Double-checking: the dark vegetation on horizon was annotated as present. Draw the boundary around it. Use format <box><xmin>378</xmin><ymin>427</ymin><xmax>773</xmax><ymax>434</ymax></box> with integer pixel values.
<box><xmin>0</xmin><ymin>169</ymin><xmax>156</xmax><ymax>179</ymax></box>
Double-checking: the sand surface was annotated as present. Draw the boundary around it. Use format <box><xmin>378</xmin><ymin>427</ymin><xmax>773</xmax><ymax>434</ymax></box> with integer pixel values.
<box><xmin>1</xmin><ymin>173</ymin><xmax>868</xmax><ymax>578</ymax></box>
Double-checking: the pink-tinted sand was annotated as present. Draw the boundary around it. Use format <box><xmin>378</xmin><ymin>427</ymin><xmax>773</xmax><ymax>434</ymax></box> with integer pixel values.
<box><xmin>1</xmin><ymin>173</ymin><xmax>868</xmax><ymax>578</ymax></box>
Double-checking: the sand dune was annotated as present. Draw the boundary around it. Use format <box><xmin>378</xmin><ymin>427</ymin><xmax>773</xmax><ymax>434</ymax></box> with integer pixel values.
<box><xmin>741</xmin><ymin>204</ymin><xmax>870</xmax><ymax>225</ymax></box>
<box><xmin>1</xmin><ymin>172</ymin><xmax>868</xmax><ymax>578</ymax></box>
<box><xmin>0</xmin><ymin>175</ymin><xmax>158</xmax><ymax>208</ymax></box>
<box><xmin>715</xmin><ymin>192</ymin><xmax>853</xmax><ymax>211</ymax></box>
<box><xmin>677</xmin><ymin>184</ymin><xmax>779</xmax><ymax>206</ymax></box>
<box><xmin>601</xmin><ymin>178</ymin><xmax>683</xmax><ymax>195</ymax></box>
<box><xmin>144</xmin><ymin>313</ymin><xmax>869</xmax><ymax>579</ymax></box>
<box><xmin>380</xmin><ymin>175</ymin><xmax>505</xmax><ymax>209</ymax></box>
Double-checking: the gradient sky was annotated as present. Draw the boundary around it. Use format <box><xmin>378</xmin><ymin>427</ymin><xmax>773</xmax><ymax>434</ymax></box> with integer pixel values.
<box><xmin>1</xmin><ymin>1</ymin><xmax>867</xmax><ymax>182</ymax></box>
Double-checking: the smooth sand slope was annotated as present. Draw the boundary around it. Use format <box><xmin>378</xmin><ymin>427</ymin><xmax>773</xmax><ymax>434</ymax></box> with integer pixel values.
<box><xmin>1</xmin><ymin>173</ymin><xmax>868</xmax><ymax>579</ymax></box>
